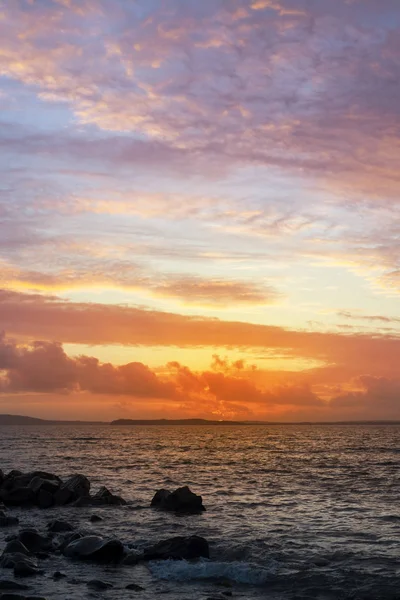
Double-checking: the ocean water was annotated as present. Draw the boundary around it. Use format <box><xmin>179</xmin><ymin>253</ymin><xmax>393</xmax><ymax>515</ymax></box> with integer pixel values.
<box><xmin>0</xmin><ymin>423</ymin><xmax>399</xmax><ymax>599</ymax></box>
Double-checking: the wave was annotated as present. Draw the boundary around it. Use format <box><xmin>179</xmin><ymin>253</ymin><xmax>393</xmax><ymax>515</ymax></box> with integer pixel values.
<box><xmin>148</xmin><ymin>558</ymin><xmax>276</xmax><ymax>585</ymax></box>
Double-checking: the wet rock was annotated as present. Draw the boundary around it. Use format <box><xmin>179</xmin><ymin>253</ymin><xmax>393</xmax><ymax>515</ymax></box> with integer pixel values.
<box><xmin>1</xmin><ymin>489</ymin><xmax>34</xmax><ymax>508</ymax></box>
<box><xmin>92</xmin><ymin>486</ymin><xmax>126</xmax><ymax>506</ymax></box>
<box><xmin>87</xmin><ymin>580</ymin><xmax>113</xmax><ymax>590</ymax></box>
<box><xmin>0</xmin><ymin>554</ymin><xmax>38</xmax><ymax>571</ymax></box>
<box><xmin>13</xmin><ymin>562</ymin><xmax>41</xmax><ymax>578</ymax></box>
<box><xmin>63</xmin><ymin>536</ymin><xmax>124</xmax><ymax>564</ymax></box>
<box><xmin>0</xmin><ymin>512</ymin><xmax>19</xmax><ymax>528</ymax></box>
<box><xmin>125</xmin><ymin>583</ymin><xmax>145</xmax><ymax>591</ymax></box>
<box><xmin>47</xmin><ymin>520</ymin><xmax>74</xmax><ymax>533</ymax></box>
<box><xmin>28</xmin><ymin>477</ymin><xmax>59</xmax><ymax>496</ymax></box>
<box><xmin>53</xmin><ymin>474</ymin><xmax>90</xmax><ymax>506</ymax></box>
<box><xmin>35</xmin><ymin>490</ymin><xmax>53</xmax><ymax>510</ymax></box>
<box><xmin>122</xmin><ymin>550</ymin><xmax>141</xmax><ymax>566</ymax></box>
<box><xmin>17</xmin><ymin>531</ymin><xmax>51</xmax><ymax>554</ymax></box>
<box><xmin>52</xmin><ymin>571</ymin><xmax>66</xmax><ymax>579</ymax></box>
<box><xmin>2</xmin><ymin>541</ymin><xmax>31</xmax><ymax>557</ymax></box>
<box><xmin>151</xmin><ymin>486</ymin><xmax>205</xmax><ymax>513</ymax></box>
<box><xmin>57</xmin><ymin>532</ymin><xmax>83</xmax><ymax>553</ymax></box>
<box><xmin>89</xmin><ymin>515</ymin><xmax>102</xmax><ymax>523</ymax></box>
<box><xmin>142</xmin><ymin>535</ymin><xmax>209</xmax><ymax>561</ymax></box>
<box><xmin>0</xmin><ymin>582</ymin><xmax>29</xmax><ymax>591</ymax></box>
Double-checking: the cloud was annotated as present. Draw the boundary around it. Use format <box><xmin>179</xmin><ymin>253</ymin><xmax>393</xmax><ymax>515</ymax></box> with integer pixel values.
<box><xmin>1</xmin><ymin>290</ymin><xmax>400</xmax><ymax>382</ymax></box>
<box><xmin>0</xmin><ymin>0</ymin><xmax>399</xmax><ymax>197</ymax></box>
<box><xmin>2</xmin><ymin>334</ymin><xmax>400</xmax><ymax>420</ymax></box>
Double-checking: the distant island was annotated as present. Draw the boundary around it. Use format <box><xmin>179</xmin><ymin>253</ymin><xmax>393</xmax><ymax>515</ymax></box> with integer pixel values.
<box><xmin>0</xmin><ymin>414</ymin><xmax>399</xmax><ymax>426</ymax></box>
<box><xmin>0</xmin><ymin>414</ymin><xmax>104</xmax><ymax>426</ymax></box>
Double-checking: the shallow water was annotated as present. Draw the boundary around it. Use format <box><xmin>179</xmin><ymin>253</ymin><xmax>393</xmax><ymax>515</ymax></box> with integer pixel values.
<box><xmin>1</xmin><ymin>423</ymin><xmax>400</xmax><ymax>599</ymax></box>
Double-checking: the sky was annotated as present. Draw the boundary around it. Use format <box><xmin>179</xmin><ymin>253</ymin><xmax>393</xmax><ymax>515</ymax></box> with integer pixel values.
<box><xmin>0</xmin><ymin>0</ymin><xmax>400</xmax><ymax>421</ymax></box>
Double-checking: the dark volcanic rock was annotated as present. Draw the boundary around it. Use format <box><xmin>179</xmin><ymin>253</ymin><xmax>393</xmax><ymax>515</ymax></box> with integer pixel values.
<box><xmin>142</xmin><ymin>535</ymin><xmax>209</xmax><ymax>561</ymax></box>
<box><xmin>17</xmin><ymin>531</ymin><xmax>51</xmax><ymax>554</ymax></box>
<box><xmin>2</xmin><ymin>541</ymin><xmax>30</xmax><ymax>557</ymax></box>
<box><xmin>52</xmin><ymin>571</ymin><xmax>66</xmax><ymax>579</ymax></box>
<box><xmin>28</xmin><ymin>477</ymin><xmax>59</xmax><ymax>496</ymax></box>
<box><xmin>91</xmin><ymin>486</ymin><xmax>126</xmax><ymax>506</ymax></box>
<box><xmin>35</xmin><ymin>490</ymin><xmax>53</xmax><ymax>510</ymax></box>
<box><xmin>13</xmin><ymin>562</ymin><xmax>41</xmax><ymax>578</ymax></box>
<box><xmin>151</xmin><ymin>486</ymin><xmax>205</xmax><ymax>513</ymax></box>
<box><xmin>126</xmin><ymin>583</ymin><xmax>145</xmax><ymax>591</ymax></box>
<box><xmin>63</xmin><ymin>536</ymin><xmax>124</xmax><ymax>564</ymax></box>
<box><xmin>1</xmin><ymin>489</ymin><xmax>34</xmax><ymax>508</ymax></box>
<box><xmin>54</xmin><ymin>474</ymin><xmax>90</xmax><ymax>506</ymax></box>
<box><xmin>151</xmin><ymin>489</ymin><xmax>170</xmax><ymax>507</ymax></box>
<box><xmin>87</xmin><ymin>579</ymin><xmax>113</xmax><ymax>590</ymax></box>
<box><xmin>0</xmin><ymin>554</ymin><xmax>38</xmax><ymax>571</ymax></box>
<box><xmin>0</xmin><ymin>582</ymin><xmax>29</xmax><ymax>591</ymax></box>
<box><xmin>47</xmin><ymin>520</ymin><xmax>74</xmax><ymax>533</ymax></box>
<box><xmin>89</xmin><ymin>514</ymin><xmax>102</xmax><ymax>523</ymax></box>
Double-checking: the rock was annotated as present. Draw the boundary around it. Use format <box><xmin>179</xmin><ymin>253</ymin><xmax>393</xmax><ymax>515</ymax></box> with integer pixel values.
<box><xmin>13</xmin><ymin>562</ymin><xmax>41</xmax><ymax>578</ymax></box>
<box><xmin>57</xmin><ymin>532</ymin><xmax>83</xmax><ymax>553</ymax></box>
<box><xmin>0</xmin><ymin>582</ymin><xmax>29</xmax><ymax>591</ymax></box>
<box><xmin>63</xmin><ymin>536</ymin><xmax>124</xmax><ymax>564</ymax></box>
<box><xmin>1</xmin><ymin>489</ymin><xmax>34</xmax><ymax>507</ymax></box>
<box><xmin>28</xmin><ymin>477</ymin><xmax>59</xmax><ymax>496</ymax></box>
<box><xmin>52</xmin><ymin>571</ymin><xmax>66</xmax><ymax>579</ymax></box>
<box><xmin>0</xmin><ymin>470</ymin><xmax>4</xmax><ymax>486</ymax></box>
<box><xmin>0</xmin><ymin>594</ymin><xmax>27</xmax><ymax>600</ymax></box>
<box><xmin>89</xmin><ymin>515</ymin><xmax>102</xmax><ymax>523</ymax></box>
<box><xmin>87</xmin><ymin>580</ymin><xmax>113</xmax><ymax>590</ymax></box>
<box><xmin>36</xmin><ymin>490</ymin><xmax>53</xmax><ymax>510</ymax></box>
<box><xmin>54</xmin><ymin>474</ymin><xmax>90</xmax><ymax>506</ymax></box>
<box><xmin>2</xmin><ymin>541</ymin><xmax>31</xmax><ymax>557</ymax></box>
<box><xmin>125</xmin><ymin>583</ymin><xmax>145</xmax><ymax>591</ymax></box>
<box><xmin>142</xmin><ymin>535</ymin><xmax>209</xmax><ymax>561</ymax></box>
<box><xmin>150</xmin><ymin>489</ymin><xmax>170</xmax><ymax>507</ymax></box>
<box><xmin>17</xmin><ymin>531</ymin><xmax>51</xmax><ymax>553</ymax></box>
<box><xmin>47</xmin><ymin>520</ymin><xmax>74</xmax><ymax>533</ymax></box>
<box><xmin>122</xmin><ymin>551</ymin><xmax>141</xmax><ymax>566</ymax></box>
<box><xmin>0</xmin><ymin>512</ymin><xmax>19</xmax><ymax>527</ymax></box>
<box><xmin>151</xmin><ymin>486</ymin><xmax>205</xmax><ymax>513</ymax></box>
<box><xmin>91</xmin><ymin>486</ymin><xmax>126</xmax><ymax>506</ymax></box>
<box><xmin>0</xmin><ymin>554</ymin><xmax>38</xmax><ymax>570</ymax></box>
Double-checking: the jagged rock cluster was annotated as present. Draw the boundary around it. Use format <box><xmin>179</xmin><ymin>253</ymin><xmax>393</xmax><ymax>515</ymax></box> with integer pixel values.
<box><xmin>0</xmin><ymin>470</ymin><xmax>210</xmax><ymax>600</ymax></box>
<box><xmin>0</xmin><ymin>470</ymin><xmax>126</xmax><ymax>509</ymax></box>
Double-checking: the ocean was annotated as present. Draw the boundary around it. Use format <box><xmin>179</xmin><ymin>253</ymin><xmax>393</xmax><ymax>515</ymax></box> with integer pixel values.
<box><xmin>0</xmin><ymin>423</ymin><xmax>399</xmax><ymax>599</ymax></box>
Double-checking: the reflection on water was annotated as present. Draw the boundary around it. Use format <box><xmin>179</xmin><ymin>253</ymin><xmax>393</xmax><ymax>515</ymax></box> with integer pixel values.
<box><xmin>1</xmin><ymin>423</ymin><xmax>400</xmax><ymax>599</ymax></box>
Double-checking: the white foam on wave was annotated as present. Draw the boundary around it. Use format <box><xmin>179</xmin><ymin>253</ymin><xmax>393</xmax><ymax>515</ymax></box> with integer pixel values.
<box><xmin>148</xmin><ymin>558</ymin><xmax>276</xmax><ymax>585</ymax></box>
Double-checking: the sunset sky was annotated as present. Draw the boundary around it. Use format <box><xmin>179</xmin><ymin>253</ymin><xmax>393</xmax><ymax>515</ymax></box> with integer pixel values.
<box><xmin>0</xmin><ymin>0</ymin><xmax>400</xmax><ymax>421</ymax></box>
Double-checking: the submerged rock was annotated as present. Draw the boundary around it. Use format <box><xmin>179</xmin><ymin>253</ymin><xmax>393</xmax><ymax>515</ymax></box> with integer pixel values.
<box><xmin>142</xmin><ymin>535</ymin><xmax>209</xmax><ymax>561</ymax></box>
<box><xmin>151</xmin><ymin>486</ymin><xmax>205</xmax><ymax>513</ymax></box>
<box><xmin>47</xmin><ymin>520</ymin><xmax>74</xmax><ymax>533</ymax></box>
<box><xmin>89</xmin><ymin>514</ymin><xmax>102</xmax><ymax>523</ymax></box>
<box><xmin>63</xmin><ymin>536</ymin><xmax>124</xmax><ymax>564</ymax></box>
<box><xmin>14</xmin><ymin>561</ymin><xmax>42</xmax><ymax>578</ymax></box>
<box><xmin>126</xmin><ymin>582</ymin><xmax>145</xmax><ymax>591</ymax></box>
<box><xmin>0</xmin><ymin>581</ymin><xmax>29</xmax><ymax>590</ymax></box>
<box><xmin>91</xmin><ymin>486</ymin><xmax>126</xmax><ymax>506</ymax></box>
<box><xmin>87</xmin><ymin>579</ymin><xmax>113</xmax><ymax>590</ymax></box>
<box><xmin>0</xmin><ymin>512</ymin><xmax>19</xmax><ymax>528</ymax></box>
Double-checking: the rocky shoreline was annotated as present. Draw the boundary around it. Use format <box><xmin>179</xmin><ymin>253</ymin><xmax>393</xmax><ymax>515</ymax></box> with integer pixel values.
<box><xmin>0</xmin><ymin>469</ymin><xmax>215</xmax><ymax>600</ymax></box>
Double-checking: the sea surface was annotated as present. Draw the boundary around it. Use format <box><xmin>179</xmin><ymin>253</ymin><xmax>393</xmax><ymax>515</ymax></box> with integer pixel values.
<box><xmin>0</xmin><ymin>423</ymin><xmax>399</xmax><ymax>599</ymax></box>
